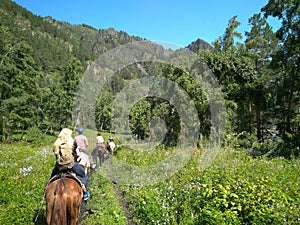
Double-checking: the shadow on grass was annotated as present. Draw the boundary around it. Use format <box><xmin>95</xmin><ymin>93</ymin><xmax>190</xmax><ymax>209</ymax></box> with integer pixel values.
<box><xmin>33</xmin><ymin>209</ymin><xmax>46</xmax><ymax>225</ymax></box>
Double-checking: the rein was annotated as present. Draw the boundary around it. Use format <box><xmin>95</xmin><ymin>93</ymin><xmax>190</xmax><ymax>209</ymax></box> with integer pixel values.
<box><xmin>33</xmin><ymin>192</ymin><xmax>45</xmax><ymax>223</ymax></box>
<box><xmin>54</xmin><ymin>174</ymin><xmax>67</xmax><ymax>196</ymax></box>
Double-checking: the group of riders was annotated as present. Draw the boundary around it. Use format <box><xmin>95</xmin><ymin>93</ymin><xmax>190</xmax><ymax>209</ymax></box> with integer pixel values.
<box><xmin>48</xmin><ymin>127</ymin><xmax>115</xmax><ymax>201</ymax></box>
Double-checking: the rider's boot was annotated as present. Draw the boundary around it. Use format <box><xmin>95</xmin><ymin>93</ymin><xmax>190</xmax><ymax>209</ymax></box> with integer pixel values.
<box><xmin>83</xmin><ymin>191</ymin><xmax>90</xmax><ymax>200</ymax></box>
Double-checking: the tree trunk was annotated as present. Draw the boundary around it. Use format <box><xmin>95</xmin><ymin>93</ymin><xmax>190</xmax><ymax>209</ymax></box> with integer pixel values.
<box><xmin>256</xmin><ymin>109</ymin><xmax>262</xmax><ymax>142</ymax></box>
<box><xmin>285</xmin><ymin>88</ymin><xmax>294</xmax><ymax>133</ymax></box>
<box><xmin>248</xmin><ymin>102</ymin><xmax>252</xmax><ymax>134</ymax></box>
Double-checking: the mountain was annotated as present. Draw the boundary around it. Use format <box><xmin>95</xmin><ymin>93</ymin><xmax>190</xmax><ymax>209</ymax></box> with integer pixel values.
<box><xmin>1</xmin><ymin>0</ymin><xmax>212</xmax><ymax>73</ymax></box>
<box><xmin>0</xmin><ymin>0</ymin><xmax>142</xmax><ymax>72</ymax></box>
<box><xmin>186</xmin><ymin>38</ymin><xmax>213</xmax><ymax>52</ymax></box>
<box><xmin>0</xmin><ymin>0</ymin><xmax>213</xmax><ymax>134</ymax></box>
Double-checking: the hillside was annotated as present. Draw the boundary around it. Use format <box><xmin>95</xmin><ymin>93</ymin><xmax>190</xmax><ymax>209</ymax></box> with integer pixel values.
<box><xmin>0</xmin><ymin>0</ymin><xmax>213</xmax><ymax>140</ymax></box>
<box><xmin>0</xmin><ymin>0</ymin><xmax>142</xmax><ymax>72</ymax></box>
<box><xmin>1</xmin><ymin>0</ymin><xmax>212</xmax><ymax>72</ymax></box>
<box><xmin>2</xmin><ymin>0</ymin><xmax>298</xmax><ymax>159</ymax></box>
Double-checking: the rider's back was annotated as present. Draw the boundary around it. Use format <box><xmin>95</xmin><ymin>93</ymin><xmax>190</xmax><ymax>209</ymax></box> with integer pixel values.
<box><xmin>75</xmin><ymin>134</ymin><xmax>88</xmax><ymax>150</ymax></box>
<box><xmin>53</xmin><ymin>128</ymin><xmax>74</xmax><ymax>170</ymax></box>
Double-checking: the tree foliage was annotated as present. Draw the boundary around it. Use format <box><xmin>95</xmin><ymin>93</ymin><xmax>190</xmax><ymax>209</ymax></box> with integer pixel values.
<box><xmin>0</xmin><ymin>0</ymin><xmax>298</xmax><ymax>157</ymax></box>
<box><xmin>0</xmin><ymin>0</ymin><xmax>141</xmax><ymax>140</ymax></box>
<box><xmin>262</xmin><ymin>0</ymin><xmax>300</xmax><ymax>155</ymax></box>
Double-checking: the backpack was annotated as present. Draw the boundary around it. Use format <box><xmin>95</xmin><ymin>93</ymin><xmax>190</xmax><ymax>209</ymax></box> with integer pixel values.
<box><xmin>53</xmin><ymin>128</ymin><xmax>75</xmax><ymax>171</ymax></box>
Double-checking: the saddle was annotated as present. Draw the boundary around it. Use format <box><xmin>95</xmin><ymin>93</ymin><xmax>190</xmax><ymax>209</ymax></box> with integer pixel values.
<box><xmin>45</xmin><ymin>172</ymin><xmax>86</xmax><ymax>193</ymax></box>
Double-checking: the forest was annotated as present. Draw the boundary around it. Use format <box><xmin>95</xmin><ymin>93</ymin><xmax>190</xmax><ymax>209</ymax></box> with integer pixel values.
<box><xmin>0</xmin><ymin>0</ymin><xmax>299</xmax><ymax>224</ymax></box>
<box><xmin>1</xmin><ymin>0</ymin><xmax>299</xmax><ymax>158</ymax></box>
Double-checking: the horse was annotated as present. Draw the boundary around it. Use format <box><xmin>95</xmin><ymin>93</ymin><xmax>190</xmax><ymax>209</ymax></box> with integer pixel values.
<box><xmin>107</xmin><ymin>140</ymin><xmax>116</xmax><ymax>155</ymax></box>
<box><xmin>45</xmin><ymin>175</ymin><xmax>83</xmax><ymax>225</ymax></box>
<box><xmin>91</xmin><ymin>143</ymin><xmax>106</xmax><ymax>168</ymax></box>
<box><xmin>76</xmin><ymin>148</ymin><xmax>91</xmax><ymax>175</ymax></box>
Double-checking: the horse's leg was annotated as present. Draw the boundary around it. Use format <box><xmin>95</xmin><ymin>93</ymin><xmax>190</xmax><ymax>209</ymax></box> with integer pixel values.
<box><xmin>95</xmin><ymin>151</ymin><xmax>99</xmax><ymax>168</ymax></box>
<box><xmin>92</xmin><ymin>147</ymin><xmax>98</xmax><ymax>169</ymax></box>
<box><xmin>99</xmin><ymin>151</ymin><xmax>103</xmax><ymax>166</ymax></box>
<box><xmin>101</xmin><ymin>152</ymin><xmax>104</xmax><ymax>166</ymax></box>
<box><xmin>98</xmin><ymin>152</ymin><xmax>103</xmax><ymax>166</ymax></box>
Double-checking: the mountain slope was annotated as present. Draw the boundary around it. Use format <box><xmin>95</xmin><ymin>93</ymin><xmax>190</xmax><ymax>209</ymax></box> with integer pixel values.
<box><xmin>0</xmin><ymin>0</ymin><xmax>142</xmax><ymax>72</ymax></box>
<box><xmin>186</xmin><ymin>38</ymin><xmax>213</xmax><ymax>52</ymax></box>
<box><xmin>1</xmin><ymin>0</ymin><xmax>213</xmax><ymax>73</ymax></box>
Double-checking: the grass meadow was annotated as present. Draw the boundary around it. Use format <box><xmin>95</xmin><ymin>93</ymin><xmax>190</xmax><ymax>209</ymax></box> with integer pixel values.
<box><xmin>0</xmin><ymin>130</ymin><xmax>299</xmax><ymax>224</ymax></box>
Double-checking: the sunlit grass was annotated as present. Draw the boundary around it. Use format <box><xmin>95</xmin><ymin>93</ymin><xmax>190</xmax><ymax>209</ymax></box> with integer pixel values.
<box><xmin>1</xmin><ymin>136</ymin><xmax>299</xmax><ymax>224</ymax></box>
<box><xmin>0</xmin><ymin>142</ymin><xmax>55</xmax><ymax>225</ymax></box>
<box><xmin>83</xmin><ymin>174</ymin><xmax>128</xmax><ymax>225</ymax></box>
<box><xmin>120</xmin><ymin>147</ymin><xmax>300</xmax><ymax>224</ymax></box>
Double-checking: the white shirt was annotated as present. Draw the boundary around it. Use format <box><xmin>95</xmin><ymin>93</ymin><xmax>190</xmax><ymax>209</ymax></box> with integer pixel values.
<box><xmin>96</xmin><ymin>135</ymin><xmax>104</xmax><ymax>144</ymax></box>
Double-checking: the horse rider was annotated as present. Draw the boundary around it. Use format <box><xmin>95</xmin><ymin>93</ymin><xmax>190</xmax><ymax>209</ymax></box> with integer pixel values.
<box><xmin>96</xmin><ymin>132</ymin><xmax>105</xmax><ymax>146</ymax></box>
<box><xmin>74</xmin><ymin>128</ymin><xmax>91</xmax><ymax>158</ymax></box>
<box><xmin>107</xmin><ymin>136</ymin><xmax>116</xmax><ymax>154</ymax></box>
<box><xmin>50</xmin><ymin>128</ymin><xmax>91</xmax><ymax>200</ymax></box>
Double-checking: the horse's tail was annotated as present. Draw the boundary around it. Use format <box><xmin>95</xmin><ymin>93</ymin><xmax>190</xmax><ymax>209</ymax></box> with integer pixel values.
<box><xmin>50</xmin><ymin>179</ymin><xmax>67</xmax><ymax>225</ymax></box>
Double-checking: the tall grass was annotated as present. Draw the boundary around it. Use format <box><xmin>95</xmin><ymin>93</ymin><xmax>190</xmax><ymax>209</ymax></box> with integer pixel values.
<box><xmin>119</xmin><ymin>147</ymin><xmax>300</xmax><ymax>224</ymax></box>
<box><xmin>0</xmin><ymin>131</ymin><xmax>127</xmax><ymax>225</ymax></box>
<box><xmin>0</xmin><ymin>141</ymin><xmax>55</xmax><ymax>225</ymax></box>
<box><xmin>1</xmin><ymin>133</ymin><xmax>299</xmax><ymax>225</ymax></box>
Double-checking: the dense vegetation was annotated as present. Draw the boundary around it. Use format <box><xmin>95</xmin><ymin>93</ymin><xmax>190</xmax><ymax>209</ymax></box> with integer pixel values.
<box><xmin>0</xmin><ymin>0</ymin><xmax>141</xmax><ymax>140</ymax></box>
<box><xmin>1</xmin><ymin>132</ymin><xmax>299</xmax><ymax>224</ymax></box>
<box><xmin>1</xmin><ymin>0</ymin><xmax>299</xmax><ymax>157</ymax></box>
<box><xmin>94</xmin><ymin>2</ymin><xmax>300</xmax><ymax>157</ymax></box>
<box><xmin>118</xmin><ymin>145</ymin><xmax>300</xmax><ymax>224</ymax></box>
<box><xmin>0</xmin><ymin>0</ymin><xmax>299</xmax><ymax>224</ymax></box>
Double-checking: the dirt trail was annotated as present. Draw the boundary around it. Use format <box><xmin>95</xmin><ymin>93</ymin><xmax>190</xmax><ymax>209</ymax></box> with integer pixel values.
<box><xmin>78</xmin><ymin>158</ymin><xmax>135</xmax><ymax>225</ymax></box>
<box><xmin>111</xmin><ymin>180</ymin><xmax>135</xmax><ymax>225</ymax></box>
<box><xmin>105</xmin><ymin>155</ymin><xmax>135</xmax><ymax>225</ymax></box>
<box><xmin>78</xmin><ymin>170</ymin><xmax>92</xmax><ymax>225</ymax></box>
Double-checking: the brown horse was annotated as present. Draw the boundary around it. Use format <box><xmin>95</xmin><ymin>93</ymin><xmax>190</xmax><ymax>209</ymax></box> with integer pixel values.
<box><xmin>92</xmin><ymin>144</ymin><xmax>106</xmax><ymax>168</ymax></box>
<box><xmin>45</xmin><ymin>176</ymin><xmax>83</xmax><ymax>225</ymax></box>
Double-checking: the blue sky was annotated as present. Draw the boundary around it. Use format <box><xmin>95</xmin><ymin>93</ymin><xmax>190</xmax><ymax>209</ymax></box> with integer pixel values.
<box><xmin>13</xmin><ymin>0</ymin><xmax>280</xmax><ymax>48</ymax></box>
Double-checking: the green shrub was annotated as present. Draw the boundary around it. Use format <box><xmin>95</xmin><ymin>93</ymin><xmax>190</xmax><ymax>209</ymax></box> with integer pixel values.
<box><xmin>121</xmin><ymin>147</ymin><xmax>300</xmax><ymax>224</ymax></box>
